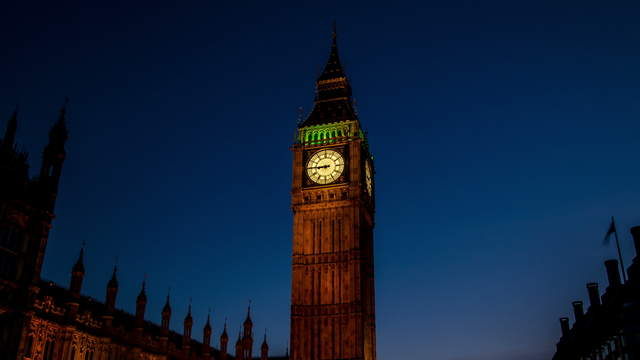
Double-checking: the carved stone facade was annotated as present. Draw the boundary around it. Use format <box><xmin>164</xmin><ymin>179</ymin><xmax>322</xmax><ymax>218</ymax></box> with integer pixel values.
<box><xmin>289</xmin><ymin>31</ymin><xmax>377</xmax><ymax>360</ymax></box>
<box><xmin>0</xmin><ymin>106</ymin><xmax>280</xmax><ymax>360</ymax></box>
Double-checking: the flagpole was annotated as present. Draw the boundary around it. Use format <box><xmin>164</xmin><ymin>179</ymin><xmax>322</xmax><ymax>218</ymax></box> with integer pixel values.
<box><xmin>612</xmin><ymin>216</ymin><xmax>628</xmax><ymax>283</ymax></box>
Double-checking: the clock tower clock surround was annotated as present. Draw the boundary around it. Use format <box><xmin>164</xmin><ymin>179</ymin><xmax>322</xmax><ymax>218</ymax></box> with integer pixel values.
<box><xmin>290</xmin><ymin>30</ymin><xmax>376</xmax><ymax>360</ymax></box>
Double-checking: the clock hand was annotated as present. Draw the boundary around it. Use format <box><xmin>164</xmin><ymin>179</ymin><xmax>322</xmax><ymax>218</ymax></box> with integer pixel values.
<box><xmin>308</xmin><ymin>165</ymin><xmax>331</xmax><ymax>169</ymax></box>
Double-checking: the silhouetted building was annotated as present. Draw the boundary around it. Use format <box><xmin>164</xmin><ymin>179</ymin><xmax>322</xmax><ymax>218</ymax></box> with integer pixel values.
<box><xmin>552</xmin><ymin>226</ymin><xmax>640</xmax><ymax>359</ymax></box>
<box><xmin>0</xmin><ymin>106</ymin><xmax>279</xmax><ymax>360</ymax></box>
<box><xmin>289</xmin><ymin>28</ymin><xmax>377</xmax><ymax>360</ymax></box>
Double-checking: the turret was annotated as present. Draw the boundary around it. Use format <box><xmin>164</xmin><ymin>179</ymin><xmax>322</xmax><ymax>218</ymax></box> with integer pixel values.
<box><xmin>39</xmin><ymin>102</ymin><xmax>68</xmax><ymax>212</ymax></box>
<box><xmin>235</xmin><ymin>330</ymin><xmax>244</xmax><ymax>360</ymax></box>
<box><xmin>183</xmin><ymin>304</ymin><xmax>193</xmax><ymax>351</ymax></box>
<box><xmin>203</xmin><ymin>311</ymin><xmax>212</xmax><ymax>356</ymax></box>
<box><xmin>161</xmin><ymin>292</ymin><xmax>171</xmax><ymax>336</ymax></box>
<box><xmin>243</xmin><ymin>305</ymin><xmax>253</xmax><ymax>360</ymax></box>
<box><xmin>69</xmin><ymin>247</ymin><xmax>85</xmax><ymax>297</ymax></box>
<box><xmin>102</xmin><ymin>265</ymin><xmax>118</xmax><ymax>329</ymax></box>
<box><xmin>243</xmin><ymin>304</ymin><xmax>253</xmax><ymax>337</ymax></box>
<box><xmin>106</xmin><ymin>266</ymin><xmax>118</xmax><ymax>312</ymax></box>
<box><xmin>0</xmin><ymin>108</ymin><xmax>29</xmax><ymax>200</ymax></box>
<box><xmin>220</xmin><ymin>319</ymin><xmax>229</xmax><ymax>360</ymax></box>
<box><xmin>135</xmin><ymin>281</ymin><xmax>147</xmax><ymax>329</ymax></box>
<box><xmin>261</xmin><ymin>330</ymin><xmax>269</xmax><ymax>360</ymax></box>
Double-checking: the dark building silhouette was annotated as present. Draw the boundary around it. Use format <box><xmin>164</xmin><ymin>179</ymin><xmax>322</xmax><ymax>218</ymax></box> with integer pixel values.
<box><xmin>552</xmin><ymin>226</ymin><xmax>640</xmax><ymax>359</ymax></box>
<box><xmin>0</xmin><ymin>105</ymin><xmax>280</xmax><ymax>360</ymax></box>
<box><xmin>289</xmin><ymin>28</ymin><xmax>377</xmax><ymax>360</ymax></box>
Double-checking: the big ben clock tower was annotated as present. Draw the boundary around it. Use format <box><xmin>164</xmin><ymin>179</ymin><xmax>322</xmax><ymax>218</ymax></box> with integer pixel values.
<box><xmin>290</xmin><ymin>29</ymin><xmax>376</xmax><ymax>360</ymax></box>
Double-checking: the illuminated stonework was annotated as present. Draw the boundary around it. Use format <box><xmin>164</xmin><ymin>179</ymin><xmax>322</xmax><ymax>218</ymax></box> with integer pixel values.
<box><xmin>298</xmin><ymin>121</ymin><xmax>355</xmax><ymax>146</ymax></box>
<box><xmin>290</xmin><ymin>31</ymin><xmax>376</xmax><ymax>360</ymax></box>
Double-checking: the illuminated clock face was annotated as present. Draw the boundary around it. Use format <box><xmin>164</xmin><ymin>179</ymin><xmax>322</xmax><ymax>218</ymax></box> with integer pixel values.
<box><xmin>306</xmin><ymin>149</ymin><xmax>345</xmax><ymax>184</ymax></box>
<box><xmin>365</xmin><ymin>161</ymin><xmax>373</xmax><ymax>196</ymax></box>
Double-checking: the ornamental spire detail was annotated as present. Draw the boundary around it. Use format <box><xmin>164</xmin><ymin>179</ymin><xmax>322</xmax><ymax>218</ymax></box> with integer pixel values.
<box><xmin>300</xmin><ymin>24</ymin><xmax>357</xmax><ymax>128</ymax></box>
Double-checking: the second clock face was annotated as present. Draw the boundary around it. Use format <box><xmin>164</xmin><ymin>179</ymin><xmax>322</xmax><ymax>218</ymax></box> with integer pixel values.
<box><xmin>306</xmin><ymin>149</ymin><xmax>345</xmax><ymax>185</ymax></box>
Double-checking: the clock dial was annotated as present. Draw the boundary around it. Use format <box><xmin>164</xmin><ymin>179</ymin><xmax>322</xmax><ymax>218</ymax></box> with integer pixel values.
<box><xmin>306</xmin><ymin>149</ymin><xmax>345</xmax><ymax>184</ymax></box>
<box><xmin>365</xmin><ymin>161</ymin><xmax>373</xmax><ymax>196</ymax></box>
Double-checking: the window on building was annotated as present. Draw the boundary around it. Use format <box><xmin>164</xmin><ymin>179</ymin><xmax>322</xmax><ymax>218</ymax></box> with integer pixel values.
<box><xmin>43</xmin><ymin>340</ymin><xmax>55</xmax><ymax>360</ymax></box>
<box><xmin>24</xmin><ymin>335</ymin><xmax>34</xmax><ymax>358</ymax></box>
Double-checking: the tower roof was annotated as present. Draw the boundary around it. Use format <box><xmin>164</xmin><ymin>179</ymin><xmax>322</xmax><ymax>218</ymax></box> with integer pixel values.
<box><xmin>244</xmin><ymin>303</ymin><xmax>253</xmax><ymax>326</ymax></box>
<box><xmin>107</xmin><ymin>266</ymin><xmax>118</xmax><ymax>288</ymax></box>
<box><xmin>49</xmin><ymin>101</ymin><xmax>69</xmax><ymax>146</ymax></box>
<box><xmin>72</xmin><ymin>247</ymin><xmax>85</xmax><ymax>273</ymax></box>
<box><xmin>221</xmin><ymin>318</ymin><xmax>229</xmax><ymax>339</ymax></box>
<box><xmin>163</xmin><ymin>291</ymin><xmax>171</xmax><ymax>314</ymax></box>
<box><xmin>204</xmin><ymin>311</ymin><xmax>212</xmax><ymax>331</ymax></box>
<box><xmin>300</xmin><ymin>27</ymin><xmax>357</xmax><ymax>128</ymax></box>
<box><xmin>317</xmin><ymin>28</ymin><xmax>346</xmax><ymax>82</ymax></box>
<box><xmin>184</xmin><ymin>303</ymin><xmax>193</xmax><ymax>324</ymax></box>
<box><xmin>137</xmin><ymin>280</ymin><xmax>147</xmax><ymax>303</ymax></box>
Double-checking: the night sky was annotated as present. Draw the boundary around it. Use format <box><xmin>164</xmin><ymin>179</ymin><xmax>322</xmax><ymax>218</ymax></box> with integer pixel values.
<box><xmin>3</xmin><ymin>1</ymin><xmax>640</xmax><ymax>359</ymax></box>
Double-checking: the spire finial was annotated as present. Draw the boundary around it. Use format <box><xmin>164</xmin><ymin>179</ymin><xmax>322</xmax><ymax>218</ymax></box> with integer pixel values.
<box><xmin>136</xmin><ymin>275</ymin><xmax>147</xmax><ymax>303</ymax></box>
<box><xmin>204</xmin><ymin>307</ymin><xmax>212</xmax><ymax>330</ymax></box>
<box><xmin>332</xmin><ymin>20</ymin><xmax>337</xmax><ymax>45</ymax></box>
<box><xmin>49</xmin><ymin>97</ymin><xmax>69</xmax><ymax>146</ymax></box>
<box><xmin>78</xmin><ymin>241</ymin><xmax>84</xmax><ymax>262</ymax></box>
<box><xmin>108</xmin><ymin>264</ymin><xmax>118</xmax><ymax>288</ymax></box>
<box><xmin>73</xmin><ymin>242</ymin><xmax>85</xmax><ymax>273</ymax></box>
<box><xmin>139</xmin><ymin>275</ymin><xmax>147</xmax><ymax>296</ymax></box>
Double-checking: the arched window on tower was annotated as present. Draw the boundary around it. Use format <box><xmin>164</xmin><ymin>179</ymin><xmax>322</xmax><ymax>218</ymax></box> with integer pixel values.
<box><xmin>43</xmin><ymin>340</ymin><xmax>55</xmax><ymax>360</ymax></box>
<box><xmin>24</xmin><ymin>335</ymin><xmax>34</xmax><ymax>358</ymax></box>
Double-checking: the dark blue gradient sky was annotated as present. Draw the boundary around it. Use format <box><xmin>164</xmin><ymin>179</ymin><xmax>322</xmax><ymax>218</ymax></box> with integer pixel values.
<box><xmin>3</xmin><ymin>1</ymin><xmax>640</xmax><ymax>359</ymax></box>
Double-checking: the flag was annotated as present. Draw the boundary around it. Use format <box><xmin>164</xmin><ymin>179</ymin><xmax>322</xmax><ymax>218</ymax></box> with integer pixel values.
<box><xmin>603</xmin><ymin>217</ymin><xmax>617</xmax><ymax>245</ymax></box>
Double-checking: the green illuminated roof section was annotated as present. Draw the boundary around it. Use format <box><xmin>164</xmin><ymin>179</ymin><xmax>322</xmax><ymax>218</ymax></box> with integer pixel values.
<box><xmin>298</xmin><ymin>121</ymin><xmax>357</xmax><ymax>146</ymax></box>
